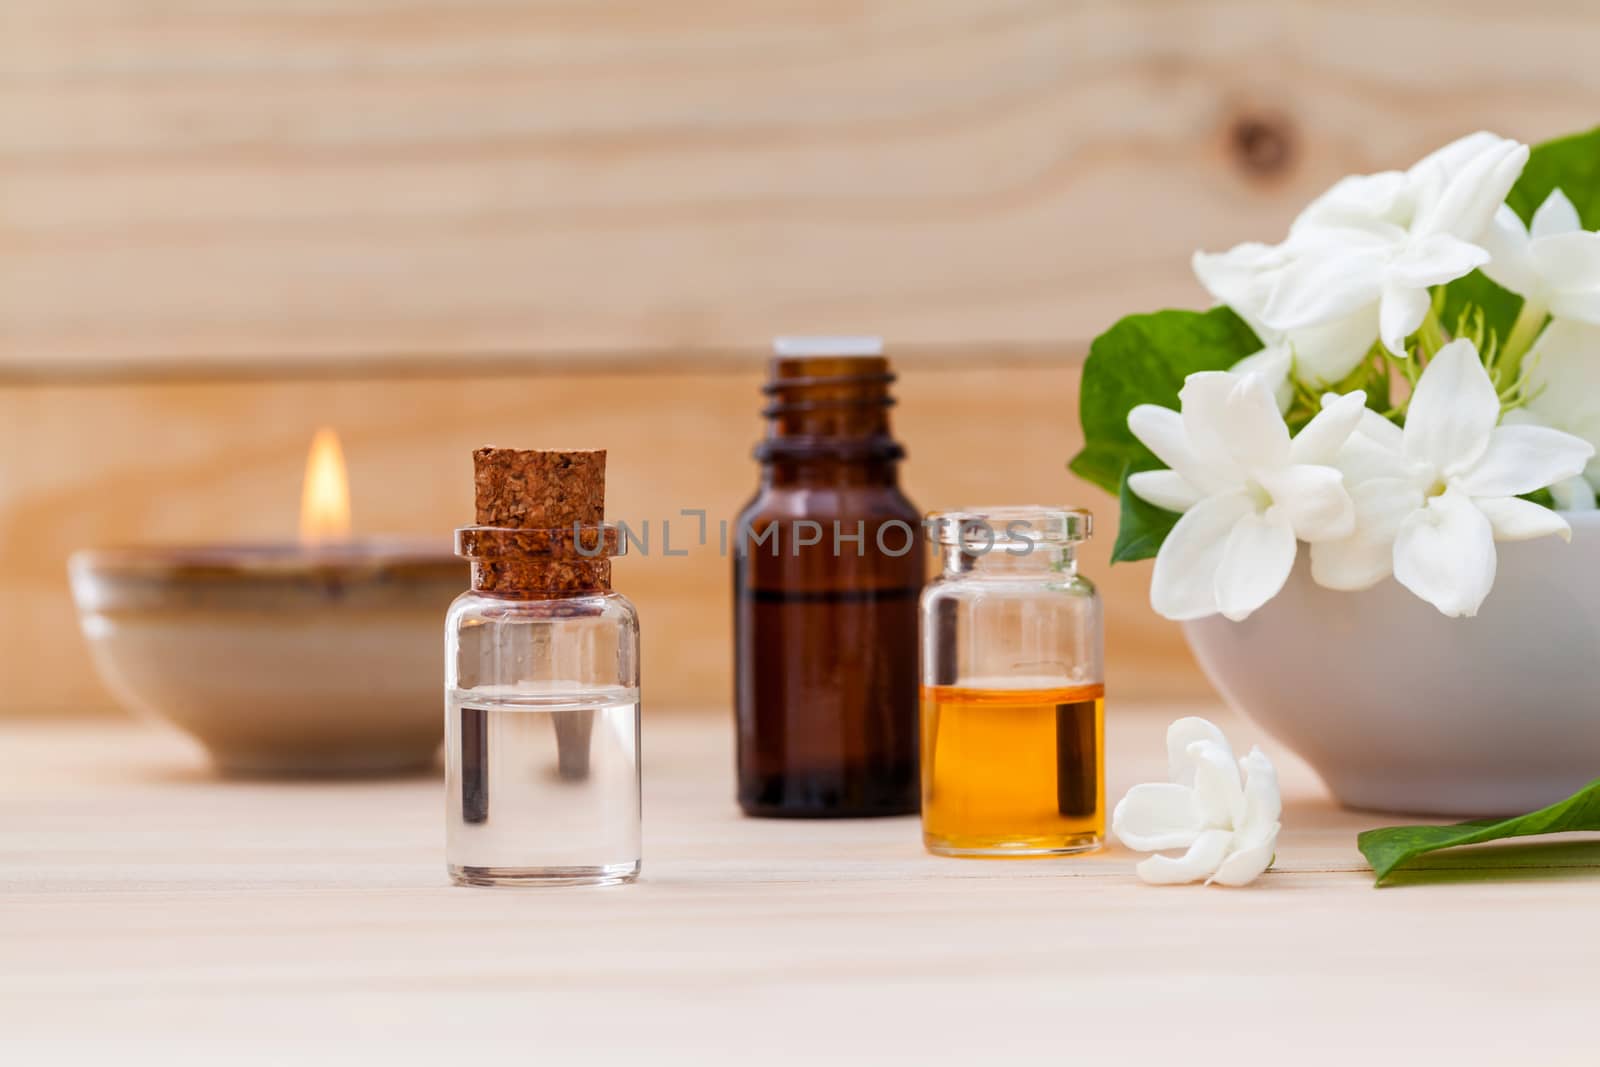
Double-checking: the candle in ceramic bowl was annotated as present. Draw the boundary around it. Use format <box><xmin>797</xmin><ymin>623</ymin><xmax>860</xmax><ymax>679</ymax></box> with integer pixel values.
<box><xmin>68</xmin><ymin>430</ymin><xmax>466</xmax><ymax>776</ymax></box>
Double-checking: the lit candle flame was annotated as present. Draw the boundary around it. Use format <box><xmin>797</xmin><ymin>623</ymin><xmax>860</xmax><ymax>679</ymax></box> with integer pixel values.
<box><xmin>299</xmin><ymin>428</ymin><xmax>351</xmax><ymax>544</ymax></box>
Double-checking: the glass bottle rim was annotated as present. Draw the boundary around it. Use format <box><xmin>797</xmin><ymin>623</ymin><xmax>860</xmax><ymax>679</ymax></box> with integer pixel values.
<box><xmin>927</xmin><ymin>507</ymin><xmax>1092</xmax><ymax>549</ymax></box>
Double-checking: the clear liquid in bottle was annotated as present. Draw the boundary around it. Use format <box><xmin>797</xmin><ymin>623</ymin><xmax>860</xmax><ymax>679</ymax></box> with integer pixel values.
<box><xmin>445</xmin><ymin>682</ymin><xmax>641</xmax><ymax>887</ymax></box>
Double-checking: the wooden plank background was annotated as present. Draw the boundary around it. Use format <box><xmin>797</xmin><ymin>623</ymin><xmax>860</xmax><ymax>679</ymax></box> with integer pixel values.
<box><xmin>3</xmin><ymin>0</ymin><xmax>1599</xmax><ymax>715</ymax></box>
<box><xmin>2</xmin><ymin>362</ymin><xmax>1216</xmax><ymax>716</ymax></box>
<box><xmin>3</xmin><ymin>0</ymin><xmax>1599</xmax><ymax>375</ymax></box>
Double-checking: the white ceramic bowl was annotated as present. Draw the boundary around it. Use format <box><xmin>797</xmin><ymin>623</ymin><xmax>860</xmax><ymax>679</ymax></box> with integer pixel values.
<box><xmin>70</xmin><ymin>544</ymin><xmax>466</xmax><ymax>776</ymax></box>
<box><xmin>1182</xmin><ymin>511</ymin><xmax>1600</xmax><ymax>816</ymax></box>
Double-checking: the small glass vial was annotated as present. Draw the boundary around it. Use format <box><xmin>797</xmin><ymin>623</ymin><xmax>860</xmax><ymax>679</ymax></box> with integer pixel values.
<box><xmin>919</xmin><ymin>508</ymin><xmax>1103</xmax><ymax>858</ymax></box>
<box><xmin>445</xmin><ymin>448</ymin><xmax>640</xmax><ymax>887</ymax></box>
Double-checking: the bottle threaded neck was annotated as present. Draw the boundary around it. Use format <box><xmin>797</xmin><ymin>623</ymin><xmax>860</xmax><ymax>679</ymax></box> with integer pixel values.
<box><xmin>756</xmin><ymin>353</ymin><xmax>902</xmax><ymax>462</ymax></box>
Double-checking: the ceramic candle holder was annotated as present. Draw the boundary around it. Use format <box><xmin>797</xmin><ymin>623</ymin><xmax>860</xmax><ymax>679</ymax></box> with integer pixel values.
<box><xmin>69</xmin><ymin>544</ymin><xmax>466</xmax><ymax>776</ymax></box>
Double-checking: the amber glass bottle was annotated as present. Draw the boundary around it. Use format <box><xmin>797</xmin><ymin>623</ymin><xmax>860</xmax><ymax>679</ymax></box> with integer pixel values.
<box><xmin>733</xmin><ymin>338</ymin><xmax>923</xmax><ymax>818</ymax></box>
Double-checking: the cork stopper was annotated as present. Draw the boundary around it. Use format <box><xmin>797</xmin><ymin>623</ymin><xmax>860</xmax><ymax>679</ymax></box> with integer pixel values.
<box><xmin>473</xmin><ymin>448</ymin><xmax>605</xmax><ymax>529</ymax></box>
<box><xmin>461</xmin><ymin>448</ymin><xmax>615</xmax><ymax>596</ymax></box>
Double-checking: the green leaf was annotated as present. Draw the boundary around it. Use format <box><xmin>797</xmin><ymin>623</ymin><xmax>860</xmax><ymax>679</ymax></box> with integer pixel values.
<box><xmin>1507</xmin><ymin>126</ymin><xmax>1600</xmax><ymax>229</ymax></box>
<box><xmin>1358</xmin><ymin>778</ymin><xmax>1600</xmax><ymax>886</ymax></box>
<box><xmin>1110</xmin><ymin>463</ymin><xmax>1180</xmax><ymax>563</ymax></box>
<box><xmin>1520</xmin><ymin>486</ymin><xmax>1556</xmax><ymax>509</ymax></box>
<box><xmin>1069</xmin><ymin>307</ymin><xmax>1260</xmax><ymax>496</ymax></box>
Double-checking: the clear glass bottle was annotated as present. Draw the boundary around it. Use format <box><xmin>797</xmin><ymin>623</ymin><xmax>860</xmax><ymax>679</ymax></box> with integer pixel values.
<box><xmin>919</xmin><ymin>508</ymin><xmax>1103</xmax><ymax>858</ymax></box>
<box><xmin>445</xmin><ymin>448</ymin><xmax>640</xmax><ymax>887</ymax></box>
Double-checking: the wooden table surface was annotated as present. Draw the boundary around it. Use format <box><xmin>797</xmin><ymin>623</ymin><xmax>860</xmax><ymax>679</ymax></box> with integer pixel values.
<box><xmin>2</xmin><ymin>704</ymin><xmax>1596</xmax><ymax>1063</ymax></box>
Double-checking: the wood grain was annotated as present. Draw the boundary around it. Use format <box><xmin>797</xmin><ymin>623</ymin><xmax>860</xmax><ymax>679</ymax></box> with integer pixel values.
<box><xmin>0</xmin><ymin>362</ymin><xmax>1206</xmax><ymax>718</ymax></box>
<box><xmin>4</xmin><ymin>0</ymin><xmax>1599</xmax><ymax>374</ymax></box>
<box><xmin>2</xmin><ymin>705</ymin><xmax>1596</xmax><ymax>1061</ymax></box>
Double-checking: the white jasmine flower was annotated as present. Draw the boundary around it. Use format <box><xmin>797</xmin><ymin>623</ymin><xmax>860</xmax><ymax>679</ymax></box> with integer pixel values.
<box><xmin>1504</xmin><ymin>317</ymin><xmax>1600</xmax><ymax>496</ymax></box>
<box><xmin>1262</xmin><ymin>133</ymin><xmax>1529</xmax><ymax>356</ymax></box>
<box><xmin>1112</xmin><ymin>717</ymin><xmax>1281</xmax><ymax>887</ymax></box>
<box><xmin>1310</xmin><ymin>339</ymin><xmax>1593</xmax><ymax>615</ymax></box>
<box><xmin>1290</xmin><ymin>170</ymin><xmax>1412</xmax><ymax>236</ymax></box>
<box><xmin>1126</xmin><ymin>372</ymin><xmax>1367</xmax><ymax>621</ymax></box>
<box><xmin>1479</xmin><ymin>189</ymin><xmax>1600</xmax><ymax>325</ymax></box>
<box><xmin>1407</xmin><ymin>131</ymin><xmax>1532</xmax><ymax>243</ymax></box>
<box><xmin>1262</xmin><ymin>222</ymin><xmax>1486</xmax><ymax>357</ymax></box>
<box><xmin>1226</xmin><ymin>345</ymin><xmax>1294</xmax><ymax>411</ymax></box>
<box><xmin>1190</xmin><ymin>241</ymin><xmax>1289</xmax><ymax>324</ymax></box>
<box><xmin>1193</xmin><ymin>243</ymin><xmax>1379</xmax><ymax>402</ymax></box>
<box><xmin>1291</xmin><ymin>132</ymin><xmax>1522</xmax><ymax>242</ymax></box>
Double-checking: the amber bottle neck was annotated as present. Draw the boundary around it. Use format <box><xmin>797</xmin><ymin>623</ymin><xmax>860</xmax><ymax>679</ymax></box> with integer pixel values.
<box><xmin>754</xmin><ymin>354</ymin><xmax>906</xmax><ymax>478</ymax></box>
<box><xmin>760</xmin><ymin>457</ymin><xmax>903</xmax><ymax>489</ymax></box>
